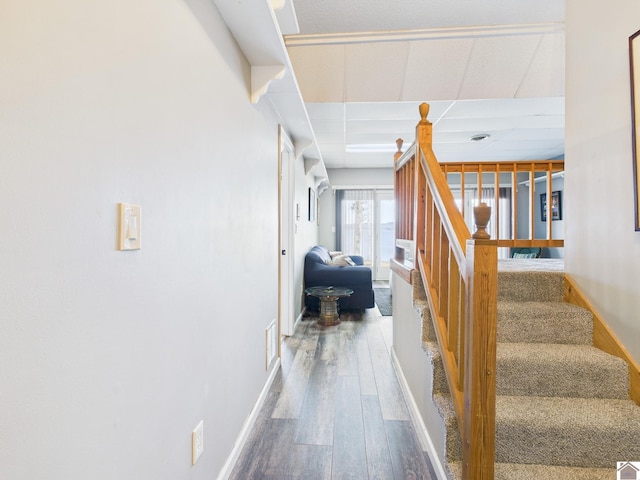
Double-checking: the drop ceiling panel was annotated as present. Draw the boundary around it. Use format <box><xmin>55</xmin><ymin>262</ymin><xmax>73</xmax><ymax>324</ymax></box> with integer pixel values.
<box><xmin>502</xmin><ymin>128</ymin><xmax>564</xmax><ymax>141</ymax></box>
<box><xmin>458</xmin><ymin>35</ymin><xmax>542</xmax><ymax>99</ymax></box>
<box><xmin>305</xmin><ymin>102</ymin><xmax>345</xmax><ymax>120</ymax></box>
<box><xmin>436</xmin><ymin>115</ymin><xmax>564</xmax><ymax>132</ymax></box>
<box><xmin>402</xmin><ymin>38</ymin><xmax>474</xmax><ymax>101</ymax></box>
<box><xmin>345</xmin><ymin>42</ymin><xmax>409</xmax><ymax>102</ymax></box>
<box><xmin>345</xmin><ymin>101</ymin><xmax>453</xmax><ymax>121</ymax></box>
<box><xmin>346</xmin><ymin>120</ymin><xmax>417</xmax><ymax>135</ymax></box>
<box><xmin>309</xmin><ymin>118</ymin><xmax>344</xmax><ymax>135</ymax></box>
<box><xmin>289</xmin><ymin>2</ymin><xmax>566</xmax><ymax>169</ymax></box>
<box><xmin>443</xmin><ymin>97</ymin><xmax>564</xmax><ymax>118</ymax></box>
<box><xmin>345</xmin><ymin>134</ymin><xmax>410</xmax><ymax>149</ymax></box>
<box><xmin>308</xmin><ymin>126</ymin><xmax>343</xmax><ymax>142</ymax></box>
<box><xmin>292</xmin><ymin>0</ymin><xmax>564</xmax><ymax>34</ymax></box>
<box><xmin>347</xmin><ymin>102</ymin><xmax>415</xmax><ymax>120</ymax></box>
<box><xmin>517</xmin><ymin>33</ymin><xmax>566</xmax><ymax>98</ymax></box>
<box><xmin>288</xmin><ymin>45</ymin><xmax>345</xmax><ymax>102</ymax></box>
<box><xmin>344</xmin><ymin>153</ymin><xmax>395</xmax><ymax>168</ymax></box>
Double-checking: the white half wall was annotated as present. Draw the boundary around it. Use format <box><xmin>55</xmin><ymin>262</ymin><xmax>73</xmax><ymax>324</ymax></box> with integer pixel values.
<box><xmin>566</xmin><ymin>0</ymin><xmax>640</xmax><ymax>363</ymax></box>
<box><xmin>391</xmin><ymin>271</ymin><xmax>449</xmax><ymax>475</ymax></box>
<box><xmin>0</xmin><ymin>0</ymin><xmax>282</xmax><ymax>478</ymax></box>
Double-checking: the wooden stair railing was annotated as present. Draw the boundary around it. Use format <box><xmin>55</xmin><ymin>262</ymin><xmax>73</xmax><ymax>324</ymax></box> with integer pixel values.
<box><xmin>440</xmin><ymin>161</ymin><xmax>565</xmax><ymax>249</ymax></box>
<box><xmin>394</xmin><ymin>103</ymin><xmax>498</xmax><ymax>479</ymax></box>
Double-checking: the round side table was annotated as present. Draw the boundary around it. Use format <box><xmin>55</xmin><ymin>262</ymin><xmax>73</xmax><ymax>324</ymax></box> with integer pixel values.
<box><xmin>304</xmin><ymin>286</ymin><xmax>354</xmax><ymax>326</ymax></box>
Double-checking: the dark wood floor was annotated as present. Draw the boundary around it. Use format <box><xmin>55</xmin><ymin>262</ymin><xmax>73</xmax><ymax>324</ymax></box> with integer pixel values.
<box><xmin>229</xmin><ymin>308</ymin><xmax>437</xmax><ymax>480</ymax></box>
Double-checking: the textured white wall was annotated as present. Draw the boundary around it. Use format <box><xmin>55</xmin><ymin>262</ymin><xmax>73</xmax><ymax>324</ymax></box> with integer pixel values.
<box><xmin>0</xmin><ymin>0</ymin><xmax>281</xmax><ymax>478</ymax></box>
<box><xmin>566</xmin><ymin>0</ymin><xmax>640</xmax><ymax>363</ymax></box>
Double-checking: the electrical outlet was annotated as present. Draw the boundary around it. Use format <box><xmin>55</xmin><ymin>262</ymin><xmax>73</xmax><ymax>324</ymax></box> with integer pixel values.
<box><xmin>192</xmin><ymin>420</ymin><xmax>204</xmax><ymax>465</ymax></box>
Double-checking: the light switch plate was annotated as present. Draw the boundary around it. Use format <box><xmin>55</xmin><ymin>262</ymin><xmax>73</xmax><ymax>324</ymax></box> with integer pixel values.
<box><xmin>192</xmin><ymin>420</ymin><xmax>204</xmax><ymax>465</ymax></box>
<box><xmin>118</xmin><ymin>203</ymin><xmax>141</xmax><ymax>250</ymax></box>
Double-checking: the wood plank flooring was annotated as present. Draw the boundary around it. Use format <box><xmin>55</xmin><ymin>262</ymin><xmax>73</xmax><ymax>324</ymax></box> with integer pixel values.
<box><xmin>229</xmin><ymin>309</ymin><xmax>437</xmax><ymax>480</ymax></box>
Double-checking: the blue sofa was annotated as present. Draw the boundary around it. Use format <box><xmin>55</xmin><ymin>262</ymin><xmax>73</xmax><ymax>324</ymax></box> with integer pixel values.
<box><xmin>304</xmin><ymin>245</ymin><xmax>375</xmax><ymax>312</ymax></box>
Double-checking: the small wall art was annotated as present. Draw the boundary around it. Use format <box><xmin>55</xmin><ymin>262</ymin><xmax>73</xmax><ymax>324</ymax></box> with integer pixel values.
<box><xmin>308</xmin><ymin>188</ymin><xmax>316</xmax><ymax>222</ymax></box>
<box><xmin>540</xmin><ymin>190</ymin><xmax>562</xmax><ymax>221</ymax></box>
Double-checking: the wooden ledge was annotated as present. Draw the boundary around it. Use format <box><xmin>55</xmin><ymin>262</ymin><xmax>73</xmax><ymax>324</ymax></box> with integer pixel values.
<box><xmin>564</xmin><ymin>275</ymin><xmax>640</xmax><ymax>405</ymax></box>
<box><xmin>391</xmin><ymin>258</ymin><xmax>414</xmax><ymax>284</ymax></box>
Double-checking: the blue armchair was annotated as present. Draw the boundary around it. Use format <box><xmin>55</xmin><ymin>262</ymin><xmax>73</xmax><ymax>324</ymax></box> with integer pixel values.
<box><xmin>304</xmin><ymin>246</ymin><xmax>375</xmax><ymax>312</ymax></box>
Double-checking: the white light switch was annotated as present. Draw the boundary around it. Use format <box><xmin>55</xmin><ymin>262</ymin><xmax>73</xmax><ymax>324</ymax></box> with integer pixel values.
<box><xmin>118</xmin><ymin>203</ymin><xmax>141</xmax><ymax>250</ymax></box>
<box><xmin>192</xmin><ymin>420</ymin><xmax>204</xmax><ymax>465</ymax></box>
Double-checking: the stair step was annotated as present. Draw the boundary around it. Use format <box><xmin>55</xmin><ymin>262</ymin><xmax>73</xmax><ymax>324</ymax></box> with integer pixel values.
<box><xmin>498</xmin><ymin>270</ymin><xmax>564</xmax><ymax>302</ymax></box>
<box><xmin>445</xmin><ymin>461</ymin><xmax>614</xmax><ymax>480</ymax></box>
<box><xmin>498</xmin><ymin>301</ymin><xmax>593</xmax><ymax>344</ymax></box>
<box><xmin>497</xmin><ymin>343</ymin><xmax>629</xmax><ymax>399</ymax></box>
<box><xmin>495</xmin><ymin>462</ymin><xmax>614</xmax><ymax>480</ymax></box>
<box><xmin>496</xmin><ymin>395</ymin><xmax>640</xmax><ymax>468</ymax></box>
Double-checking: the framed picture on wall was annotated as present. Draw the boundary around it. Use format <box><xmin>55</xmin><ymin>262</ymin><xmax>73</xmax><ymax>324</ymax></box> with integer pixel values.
<box><xmin>629</xmin><ymin>29</ymin><xmax>640</xmax><ymax>230</ymax></box>
<box><xmin>540</xmin><ymin>191</ymin><xmax>562</xmax><ymax>221</ymax></box>
<box><xmin>308</xmin><ymin>188</ymin><xmax>316</xmax><ymax>222</ymax></box>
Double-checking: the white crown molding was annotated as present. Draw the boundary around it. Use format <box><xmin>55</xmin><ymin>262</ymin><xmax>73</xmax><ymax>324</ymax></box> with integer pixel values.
<box><xmin>284</xmin><ymin>22</ymin><xmax>564</xmax><ymax>47</ymax></box>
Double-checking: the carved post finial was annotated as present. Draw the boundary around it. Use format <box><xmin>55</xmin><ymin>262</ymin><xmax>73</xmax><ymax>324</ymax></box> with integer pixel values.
<box><xmin>419</xmin><ymin>103</ymin><xmax>430</xmax><ymax>123</ymax></box>
<box><xmin>395</xmin><ymin>138</ymin><xmax>404</xmax><ymax>154</ymax></box>
<box><xmin>472</xmin><ymin>202</ymin><xmax>491</xmax><ymax>239</ymax></box>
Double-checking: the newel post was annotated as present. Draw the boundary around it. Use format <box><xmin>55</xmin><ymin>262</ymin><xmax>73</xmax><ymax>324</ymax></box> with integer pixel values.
<box><xmin>472</xmin><ymin>202</ymin><xmax>491</xmax><ymax>239</ymax></box>
<box><xmin>394</xmin><ymin>138</ymin><xmax>404</xmax><ymax>163</ymax></box>
<box><xmin>463</xmin><ymin>206</ymin><xmax>497</xmax><ymax>479</ymax></box>
<box><xmin>417</xmin><ymin>103</ymin><xmax>433</xmax><ymax>151</ymax></box>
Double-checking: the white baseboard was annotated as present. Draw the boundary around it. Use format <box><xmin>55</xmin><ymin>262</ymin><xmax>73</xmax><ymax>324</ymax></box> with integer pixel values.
<box><xmin>292</xmin><ymin>312</ymin><xmax>303</xmax><ymax>332</ymax></box>
<box><xmin>391</xmin><ymin>346</ymin><xmax>448</xmax><ymax>480</ymax></box>
<box><xmin>216</xmin><ymin>358</ymin><xmax>281</xmax><ymax>480</ymax></box>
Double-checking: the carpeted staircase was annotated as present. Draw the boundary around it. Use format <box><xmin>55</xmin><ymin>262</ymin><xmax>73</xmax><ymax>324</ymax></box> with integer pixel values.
<box><xmin>416</xmin><ymin>265</ymin><xmax>640</xmax><ymax>479</ymax></box>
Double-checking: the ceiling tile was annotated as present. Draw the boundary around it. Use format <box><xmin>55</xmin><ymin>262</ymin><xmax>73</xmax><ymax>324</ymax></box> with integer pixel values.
<box><xmin>443</xmin><ymin>97</ymin><xmax>564</xmax><ymax>118</ymax></box>
<box><xmin>345</xmin><ymin>42</ymin><xmax>410</xmax><ymax>102</ymax></box>
<box><xmin>517</xmin><ymin>33</ymin><xmax>566</xmax><ymax>98</ymax></box>
<box><xmin>288</xmin><ymin>44</ymin><xmax>345</xmax><ymax>102</ymax></box>
<box><xmin>292</xmin><ymin>0</ymin><xmax>564</xmax><ymax>34</ymax></box>
<box><xmin>402</xmin><ymin>38</ymin><xmax>474</xmax><ymax>101</ymax></box>
<box><xmin>458</xmin><ymin>35</ymin><xmax>542</xmax><ymax>99</ymax></box>
<box><xmin>305</xmin><ymin>102</ymin><xmax>345</xmax><ymax>120</ymax></box>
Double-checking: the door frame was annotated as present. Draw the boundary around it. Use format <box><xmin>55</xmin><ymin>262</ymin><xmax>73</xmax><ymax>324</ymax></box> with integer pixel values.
<box><xmin>278</xmin><ymin>126</ymin><xmax>295</xmax><ymax>337</ymax></box>
<box><xmin>373</xmin><ymin>189</ymin><xmax>394</xmax><ymax>281</ymax></box>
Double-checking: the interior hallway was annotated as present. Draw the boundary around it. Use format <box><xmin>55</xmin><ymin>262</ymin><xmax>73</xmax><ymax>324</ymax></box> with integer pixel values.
<box><xmin>229</xmin><ymin>303</ymin><xmax>437</xmax><ymax>479</ymax></box>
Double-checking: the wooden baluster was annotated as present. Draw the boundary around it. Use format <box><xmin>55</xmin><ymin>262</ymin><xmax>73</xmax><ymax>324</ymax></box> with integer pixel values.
<box><xmin>417</xmin><ymin>165</ymin><xmax>427</xmax><ymax>259</ymax></box>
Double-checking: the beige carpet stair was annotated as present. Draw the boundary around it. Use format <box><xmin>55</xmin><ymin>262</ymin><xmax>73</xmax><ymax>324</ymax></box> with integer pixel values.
<box><xmin>496</xmin><ymin>343</ymin><xmax>629</xmax><ymax>399</ymax></box>
<box><xmin>448</xmin><ymin>461</ymin><xmax>614</xmax><ymax>480</ymax></box>
<box><xmin>498</xmin><ymin>301</ymin><xmax>593</xmax><ymax>344</ymax></box>
<box><xmin>424</xmin><ymin>264</ymin><xmax>640</xmax><ymax>479</ymax></box>
<box><xmin>496</xmin><ymin>396</ymin><xmax>640</xmax><ymax>468</ymax></box>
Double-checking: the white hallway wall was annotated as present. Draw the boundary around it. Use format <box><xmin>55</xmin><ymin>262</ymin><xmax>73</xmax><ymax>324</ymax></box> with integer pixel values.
<box><xmin>566</xmin><ymin>0</ymin><xmax>640</xmax><ymax>363</ymax></box>
<box><xmin>293</xmin><ymin>156</ymin><xmax>320</xmax><ymax>320</ymax></box>
<box><xmin>0</xmin><ymin>0</ymin><xmax>282</xmax><ymax>478</ymax></box>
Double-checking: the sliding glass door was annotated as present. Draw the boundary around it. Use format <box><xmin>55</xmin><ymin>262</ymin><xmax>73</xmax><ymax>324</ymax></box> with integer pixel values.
<box><xmin>336</xmin><ymin>189</ymin><xmax>394</xmax><ymax>282</ymax></box>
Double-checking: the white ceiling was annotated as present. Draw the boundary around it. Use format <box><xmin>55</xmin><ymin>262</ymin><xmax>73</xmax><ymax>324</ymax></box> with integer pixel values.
<box><xmin>284</xmin><ymin>0</ymin><xmax>566</xmax><ymax>169</ymax></box>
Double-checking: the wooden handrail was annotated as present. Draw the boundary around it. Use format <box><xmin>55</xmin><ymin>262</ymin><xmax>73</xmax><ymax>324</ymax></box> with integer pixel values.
<box><xmin>395</xmin><ymin>103</ymin><xmax>500</xmax><ymax>479</ymax></box>
<box><xmin>440</xmin><ymin>161</ymin><xmax>565</xmax><ymax>249</ymax></box>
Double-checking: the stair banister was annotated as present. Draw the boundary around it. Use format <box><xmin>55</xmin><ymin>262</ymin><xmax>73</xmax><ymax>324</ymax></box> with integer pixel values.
<box><xmin>412</xmin><ymin>103</ymin><xmax>498</xmax><ymax>479</ymax></box>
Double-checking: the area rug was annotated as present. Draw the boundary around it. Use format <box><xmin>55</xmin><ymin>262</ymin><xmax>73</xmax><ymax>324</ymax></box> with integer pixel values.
<box><xmin>374</xmin><ymin>288</ymin><xmax>392</xmax><ymax>316</ymax></box>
